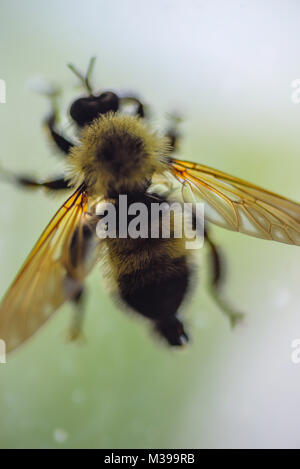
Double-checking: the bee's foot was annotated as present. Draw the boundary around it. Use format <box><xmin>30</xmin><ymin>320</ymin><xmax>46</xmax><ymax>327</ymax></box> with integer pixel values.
<box><xmin>228</xmin><ymin>311</ymin><xmax>245</xmax><ymax>328</ymax></box>
<box><xmin>65</xmin><ymin>328</ymin><xmax>87</xmax><ymax>344</ymax></box>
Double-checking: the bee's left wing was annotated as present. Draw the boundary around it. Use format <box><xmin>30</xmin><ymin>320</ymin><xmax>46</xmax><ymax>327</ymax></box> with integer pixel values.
<box><xmin>169</xmin><ymin>157</ymin><xmax>300</xmax><ymax>245</ymax></box>
<box><xmin>0</xmin><ymin>184</ymin><xmax>96</xmax><ymax>353</ymax></box>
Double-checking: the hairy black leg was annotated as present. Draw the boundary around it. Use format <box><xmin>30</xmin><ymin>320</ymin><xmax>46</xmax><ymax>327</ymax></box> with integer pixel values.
<box><xmin>38</xmin><ymin>83</ymin><xmax>75</xmax><ymax>155</ymax></box>
<box><xmin>0</xmin><ymin>166</ymin><xmax>70</xmax><ymax>192</ymax></box>
<box><xmin>120</xmin><ymin>96</ymin><xmax>145</xmax><ymax>118</ymax></box>
<box><xmin>165</xmin><ymin>113</ymin><xmax>182</xmax><ymax>152</ymax></box>
<box><xmin>204</xmin><ymin>227</ymin><xmax>244</xmax><ymax>327</ymax></box>
<box><xmin>44</xmin><ymin>114</ymin><xmax>74</xmax><ymax>155</ymax></box>
<box><xmin>68</xmin><ymin>287</ymin><xmax>86</xmax><ymax>342</ymax></box>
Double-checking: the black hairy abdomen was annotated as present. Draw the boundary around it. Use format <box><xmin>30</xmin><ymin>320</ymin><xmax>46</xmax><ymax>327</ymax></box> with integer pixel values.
<box><xmin>119</xmin><ymin>256</ymin><xmax>189</xmax><ymax>319</ymax></box>
<box><xmin>119</xmin><ymin>256</ymin><xmax>191</xmax><ymax>346</ymax></box>
<box><xmin>107</xmin><ymin>192</ymin><xmax>192</xmax><ymax>346</ymax></box>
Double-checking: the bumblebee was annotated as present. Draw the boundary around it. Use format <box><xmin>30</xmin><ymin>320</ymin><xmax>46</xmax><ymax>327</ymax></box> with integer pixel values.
<box><xmin>1</xmin><ymin>58</ymin><xmax>300</xmax><ymax>353</ymax></box>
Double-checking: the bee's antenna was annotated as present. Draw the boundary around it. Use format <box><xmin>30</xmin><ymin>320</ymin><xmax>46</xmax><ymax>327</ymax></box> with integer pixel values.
<box><xmin>85</xmin><ymin>56</ymin><xmax>96</xmax><ymax>93</ymax></box>
<box><xmin>67</xmin><ymin>57</ymin><xmax>96</xmax><ymax>95</ymax></box>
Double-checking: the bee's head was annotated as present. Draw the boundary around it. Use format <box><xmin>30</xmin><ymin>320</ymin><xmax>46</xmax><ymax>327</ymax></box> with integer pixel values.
<box><xmin>68</xmin><ymin>113</ymin><xmax>169</xmax><ymax>196</ymax></box>
<box><xmin>69</xmin><ymin>92</ymin><xmax>119</xmax><ymax>127</ymax></box>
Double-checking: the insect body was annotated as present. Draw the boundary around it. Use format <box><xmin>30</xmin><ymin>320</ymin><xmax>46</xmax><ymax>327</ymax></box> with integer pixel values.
<box><xmin>1</xmin><ymin>59</ymin><xmax>300</xmax><ymax>353</ymax></box>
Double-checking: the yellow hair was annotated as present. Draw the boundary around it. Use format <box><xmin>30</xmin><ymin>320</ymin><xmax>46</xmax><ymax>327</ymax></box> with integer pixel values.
<box><xmin>67</xmin><ymin>113</ymin><xmax>170</xmax><ymax>196</ymax></box>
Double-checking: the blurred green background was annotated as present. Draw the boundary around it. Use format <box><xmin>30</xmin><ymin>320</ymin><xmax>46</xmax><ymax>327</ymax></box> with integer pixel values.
<box><xmin>1</xmin><ymin>0</ymin><xmax>300</xmax><ymax>449</ymax></box>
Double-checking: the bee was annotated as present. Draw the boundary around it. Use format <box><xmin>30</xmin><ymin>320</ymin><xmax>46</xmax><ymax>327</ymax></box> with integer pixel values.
<box><xmin>1</xmin><ymin>58</ymin><xmax>300</xmax><ymax>353</ymax></box>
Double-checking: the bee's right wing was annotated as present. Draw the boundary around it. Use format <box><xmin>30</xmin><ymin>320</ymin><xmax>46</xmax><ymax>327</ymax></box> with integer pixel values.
<box><xmin>0</xmin><ymin>184</ymin><xmax>98</xmax><ymax>353</ymax></box>
<box><xmin>168</xmin><ymin>158</ymin><xmax>300</xmax><ymax>246</ymax></box>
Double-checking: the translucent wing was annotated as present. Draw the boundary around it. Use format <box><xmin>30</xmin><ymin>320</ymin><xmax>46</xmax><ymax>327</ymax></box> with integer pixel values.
<box><xmin>0</xmin><ymin>184</ymin><xmax>93</xmax><ymax>353</ymax></box>
<box><xmin>169</xmin><ymin>157</ymin><xmax>300</xmax><ymax>245</ymax></box>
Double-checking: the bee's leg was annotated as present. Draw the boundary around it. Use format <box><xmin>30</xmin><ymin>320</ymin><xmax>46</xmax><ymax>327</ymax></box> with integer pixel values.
<box><xmin>65</xmin><ymin>219</ymin><xmax>100</xmax><ymax>342</ymax></box>
<box><xmin>0</xmin><ymin>167</ymin><xmax>70</xmax><ymax>192</ymax></box>
<box><xmin>165</xmin><ymin>113</ymin><xmax>182</xmax><ymax>152</ymax></box>
<box><xmin>120</xmin><ymin>96</ymin><xmax>145</xmax><ymax>118</ymax></box>
<box><xmin>68</xmin><ymin>287</ymin><xmax>86</xmax><ymax>342</ymax></box>
<box><xmin>38</xmin><ymin>84</ymin><xmax>75</xmax><ymax>156</ymax></box>
<box><xmin>204</xmin><ymin>227</ymin><xmax>244</xmax><ymax>327</ymax></box>
<box><xmin>44</xmin><ymin>113</ymin><xmax>75</xmax><ymax>155</ymax></box>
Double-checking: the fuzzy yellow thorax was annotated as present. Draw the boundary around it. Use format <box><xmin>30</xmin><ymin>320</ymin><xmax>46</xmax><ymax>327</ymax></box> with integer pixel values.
<box><xmin>67</xmin><ymin>113</ymin><xmax>170</xmax><ymax>196</ymax></box>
